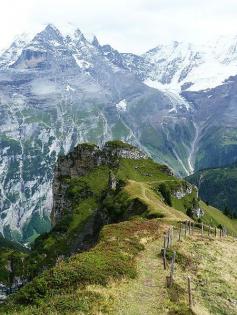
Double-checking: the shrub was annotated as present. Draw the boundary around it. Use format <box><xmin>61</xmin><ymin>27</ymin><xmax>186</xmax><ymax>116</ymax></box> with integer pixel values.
<box><xmin>159</xmin><ymin>183</ymin><xmax>172</xmax><ymax>206</ymax></box>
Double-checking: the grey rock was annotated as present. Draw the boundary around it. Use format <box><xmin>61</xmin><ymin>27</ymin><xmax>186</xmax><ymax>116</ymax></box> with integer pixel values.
<box><xmin>173</xmin><ymin>183</ymin><xmax>193</xmax><ymax>199</ymax></box>
<box><xmin>108</xmin><ymin>170</ymin><xmax>117</xmax><ymax>190</ymax></box>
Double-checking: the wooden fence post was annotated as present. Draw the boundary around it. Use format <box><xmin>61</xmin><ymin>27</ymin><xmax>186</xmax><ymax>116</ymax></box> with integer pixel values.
<box><xmin>178</xmin><ymin>222</ymin><xmax>182</xmax><ymax>241</ymax></box>
<box><xmin>201</xmin><ymin>222</ymin><xmax>204</xmax><ymax>236</ymax></box>
<box><xmin>163</xmin><ymin>232</ymin><xmax>167</xmax><ymax>249</ymax></box>
<box><xmin>162</xmin><ymin>248</ymin><xmax>167</xmax><ymax>270</ymax></box>
<box><xmin>188</xmin><ymin>276</ymin><xmax>193</xmax><ymax>309</ymax></box>
<box><xmin>170</xmin><ymin>226</ymin><xmax>173</xmax><ymax>246</ymax></box>
<box><xmin>167</xmin><ymin>230</ymin><xmax>170</xmax><ymax>248</ymax></box>
<box><xmin>192</xmin><ymin>222</ymin><xmax>194</xmax><ymax>234</ymax></box>
<box><xmin>170</xmin><ymin>251</ymin><xmax>176</xmax><ymax>287</ymax></box>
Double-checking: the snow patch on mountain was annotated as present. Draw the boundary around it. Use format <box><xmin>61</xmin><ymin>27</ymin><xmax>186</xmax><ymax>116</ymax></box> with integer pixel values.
<box><xmin>144</xmin><ymin>78</ymin><xmax>181</xmax><ymax>93</ymax></box>
<box><xmin>65</xmin><ymin>84</ymin><xmax>75</xmax><ymax>92</ymax></box>
<box><xmin>73</xmin><ymin>55</ymin><xmax>93</xmax><ymax>69</ymax></box>
<box><xmin>116</xmin><ymin>99</ymin><xmax>127</xmax><ymax>112</ymax></box>
<box><xmin>144</xmin><ymin>79</ymin><xmax>191</xmax><ymax>112</ymax></box>
<box><xmin>143</xmin><ymin>38</ymin><xmax>237</xmax><ymax>92</ymax></box>
<box><xmin>0</xmin><ymin>33</ymin><xmax>33</xmax><ymax>68</ymax></box>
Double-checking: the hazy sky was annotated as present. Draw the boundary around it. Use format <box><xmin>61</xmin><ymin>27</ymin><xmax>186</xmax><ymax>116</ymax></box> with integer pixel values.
<box><xmin>1</xmin><ymin>0</ymin><xmax>237</xmax><ymax>53</ymax></box>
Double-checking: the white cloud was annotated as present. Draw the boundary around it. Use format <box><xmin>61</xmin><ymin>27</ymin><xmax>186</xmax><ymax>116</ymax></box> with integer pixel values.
<box><xmin>0</xmin><ymin>0</ymin><xmax>237</xmax><ymax>54</ymax></box>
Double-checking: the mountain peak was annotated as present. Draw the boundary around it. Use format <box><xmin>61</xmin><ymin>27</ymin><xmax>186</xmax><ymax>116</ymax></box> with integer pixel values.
<box><xmin>42</xmin><ymin>24</ymin><xmax>63</xmax><ymax>38</ymax></box>
<box><xmin>92</xmin><ymin>35</ymin><xmax>100</xmax><ymax>47</ymax></box>
<box><xmin>72</xmin><ymin>28</ymin><xmax>87</xmax><ymax>43</ymax></box>
<box><xmin>45</xmin><ymin>23</ymin><xmax>60</xmax><ymax>33</ymax></box>
<box><xmin>32</xmin><ymin>23</ymin><xmax>64</xmax><ymax>44</ymax></box>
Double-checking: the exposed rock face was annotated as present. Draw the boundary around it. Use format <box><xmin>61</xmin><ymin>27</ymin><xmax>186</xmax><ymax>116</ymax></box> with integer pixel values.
<box><xmin>103</xmin><ymin>144</ymin><xmax>147</xmax><ymax>160</ymax></box>
<box><xmin>192</xmin><ymin>207</ymin><xmax>204</xmax><ymax>218</ymax></box>
<box><xmin>108</xmin><ymin>170</ymin><xmax>117</xmax><ymax>190</ymax></box>
<box><xmin>51</xmin><ymin>141</ymin><xmax>147</xmax><ymax>225</ymax></box>
<box><xmin>172</xmin><ymin>183</ymin><xmax>193</xmax><ymax>199</ymax></box>
<box><xmin>158</xmin><ymin>165</ymin><xmax>174</xmax><ymax>177</ymax></box>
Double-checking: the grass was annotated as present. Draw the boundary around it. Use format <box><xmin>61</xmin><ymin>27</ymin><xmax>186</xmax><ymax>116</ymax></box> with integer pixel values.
<box><xmin>75</xmin><ymin>165</ymin><xmax>110</xmax><ymax>194</ymax></box>
<box><xmin>172</xmin><ymin>234</ymin><xmax>237</xmax><ymax>315</ymax></box>
<box><xmin>25</xmin><ymin>165</ymin><xmax>112</xmax><ymax>276</ymax></box>
<box><xmin>116</xmin><ymin>159</ymin><xmax>198</xmax><ymax>221</ymax></box>
<box><xmin>3</xmin><ymin>221</ymin><xmax>237</xmax><ymax>314</ymax></box>
<box><xmin>116</xmin><ymin>158</ymin><xmax>174</xmax><ymax>183</ymax></box>
<box><xmin>28</xmin><ymin>155</ymin><xmax>194</xmax><ymax>274</ymax></box>
<box><xmin>172</xmin><ymin>190</ymin><xmax>197</xmax><ymax>214</ymax></box>
<box><xmin>1</xmin><ymin>219</ymin><xmax>163</xmax><ymax>314</ymax></box>
<box><xmin>26</xmin><ymin>195</ymin><xmax>99</xmax><ymax>276</ymax></box>
<box><xmin>99</xmin><ymin>225</ymin><xmax>237</xmax><ymax>315</ymax></box>
<box><xmin>200</xmin><ymin>201</ymin><xmax>237</xmax><ymax>235</ymax></box>
<box><xmin>124</xmin><ymin>180</ymin><xmax>189</xmax><ymax>221</ymax></box>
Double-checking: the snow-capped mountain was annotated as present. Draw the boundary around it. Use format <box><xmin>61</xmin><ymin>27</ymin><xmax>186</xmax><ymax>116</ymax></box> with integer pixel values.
<box><xmin>0</xmin><ymin>33</ymin><xmax>33</xmax><ymax>68</ymax></box>
<box><xmin>1</xmin><ymin>24</ymin><xmax>237</xmax><ymax>242</ymax></box>
<box><xmin>141</xmin><ymin>37</ymin><xmax>237</xmax><ymax>92</ymax></box>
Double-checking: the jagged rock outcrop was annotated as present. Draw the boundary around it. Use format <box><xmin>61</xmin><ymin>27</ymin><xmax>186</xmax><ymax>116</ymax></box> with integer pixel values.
<box><xmin>159</xmin><ymin>165</ymin><xmax>174</xmax><ymax>177</ymax></box>
<box><xmin>51</xmin><ymin>141</ymin><xmax>147</xmax><ymax>225</ymax></box>
<box><xmin>172</xmin><ymin>182</ymin><xmax>193</xmax><ymax>199</ymax></box>
<box><xmin>192</xmin><ymin>207</ymin><xmax>204</xmax><ymax>218</ymax></box>
<box><xmin>108</xmin><ymin>170</ymin><xmax>117</xmax><ymax>190</ymax></box>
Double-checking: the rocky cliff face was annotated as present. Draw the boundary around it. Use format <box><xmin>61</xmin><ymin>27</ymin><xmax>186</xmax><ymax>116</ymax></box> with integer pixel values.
<box><xmin>51</xmin><ymin>141</ymin><xmax>147</xmax><ymax>225</ymax></box>
<box><xmin>172</xmin><ymin>182</ymin><xmax>193</xmax><ymax>199</ymax></box>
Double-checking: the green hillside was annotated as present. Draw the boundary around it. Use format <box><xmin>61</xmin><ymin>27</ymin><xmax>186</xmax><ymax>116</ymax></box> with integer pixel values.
<box><xmin>0</xmin><ymin>235</ymin><xmax>28</xmax><ymax>286</ymax></box>
<box><xmin>186</xmin><ymin>164</ymin><xmax>237</xmax><ymax>218</ymax></box>
<box><xmin>1</xmin><ymin>141</ymin><xmax>237</xmax><ymax>314</ymax></box>
<box><xmin>23</xmin><ymin>152</ymin><xmax>193</xmax><ymax>278</ymax></box>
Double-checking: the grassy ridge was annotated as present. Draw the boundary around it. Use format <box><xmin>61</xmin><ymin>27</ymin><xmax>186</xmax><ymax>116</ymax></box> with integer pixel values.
<box><xmin>1</xmin><ymin>219</ymin><xmax>163</xmax><ymax>314</ymax></box>
<box><xmin>1</xmin><ymin>143</ymin><xmax>237</xmax><ymax>314</ymax></box>
<box><xmin>25</xmin><ymin>157</ymin><xmax>196</xmax><ymax>277</ymax></box>
<box><xmin>200</xmin><ymin>201</ymin><xmax>237</xmax><ymax>234</ymax></box>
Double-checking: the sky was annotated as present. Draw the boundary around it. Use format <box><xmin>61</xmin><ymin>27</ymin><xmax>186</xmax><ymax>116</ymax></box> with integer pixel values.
<box><xmin>1</xmin><ymin>0</ymin><xmax>237</xmax><ymax>54</ymax></box>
